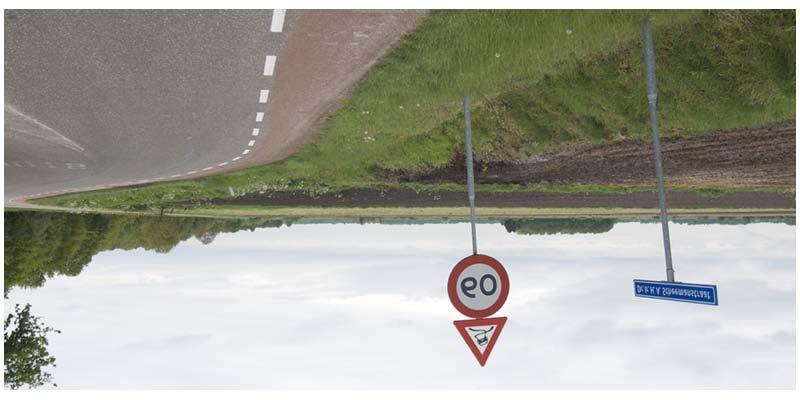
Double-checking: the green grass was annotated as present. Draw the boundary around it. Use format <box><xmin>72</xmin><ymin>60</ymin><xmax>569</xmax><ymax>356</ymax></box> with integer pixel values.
<box><xmin>33</xmin><ymin>10</ymin><xmax>795</xmax><ymax>211</ymax></box>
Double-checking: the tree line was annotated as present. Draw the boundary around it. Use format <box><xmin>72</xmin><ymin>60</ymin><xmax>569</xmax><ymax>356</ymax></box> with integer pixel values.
<box><xmin>4</xmin><ymin>211</ymin><xmax>287</xmax><ymax>295</ymax></box>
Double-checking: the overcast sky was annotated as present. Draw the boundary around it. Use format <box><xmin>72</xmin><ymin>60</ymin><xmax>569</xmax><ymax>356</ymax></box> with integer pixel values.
<box><xmin>5</xmin><ymin>220</ymin><xmax>795</xmax><ymax>389</ymax></box>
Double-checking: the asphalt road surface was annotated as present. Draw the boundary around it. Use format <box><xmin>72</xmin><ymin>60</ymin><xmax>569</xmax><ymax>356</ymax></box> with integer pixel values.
<box><xmin>4</xmin><ymin>9</ymin><xmax>292</xmax><ymax>205</ymax></box>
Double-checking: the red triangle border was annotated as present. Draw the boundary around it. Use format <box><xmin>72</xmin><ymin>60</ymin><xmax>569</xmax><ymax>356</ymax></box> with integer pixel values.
<box><xmin>453</xmin><ymin>317</ymin><xmax>507</xmax><ymax>367</ymax></box>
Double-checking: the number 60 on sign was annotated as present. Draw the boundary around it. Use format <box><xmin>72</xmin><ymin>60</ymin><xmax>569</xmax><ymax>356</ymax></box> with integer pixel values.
<box><xmin>447</xmin><ymin>254</ymin><xmax>510</xmax><ymax>319</ymax></box>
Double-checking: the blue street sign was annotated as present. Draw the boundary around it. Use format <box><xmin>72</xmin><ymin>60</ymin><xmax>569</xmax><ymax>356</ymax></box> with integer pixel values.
<box><xmin>633</xmin><ymin>279</ymin><xmax>718</xmax><ymax>306</ymax></box>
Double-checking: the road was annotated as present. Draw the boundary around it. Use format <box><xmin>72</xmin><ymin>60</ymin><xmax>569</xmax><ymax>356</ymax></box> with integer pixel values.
<box><xmin>4</xmin><ymin>10</ymin><xmax>290</xmax><ymax>205</ymax></box>
<box><xmin>4</xmin><ymin>10</ymin><xmax>424</xmax><ymax>206</ymax></box>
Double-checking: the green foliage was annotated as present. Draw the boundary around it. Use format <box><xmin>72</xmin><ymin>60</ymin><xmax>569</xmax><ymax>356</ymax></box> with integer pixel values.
<box><xmin>503</xmin><ymin>218</ymin><xmax>617</xmax><ymax>235</ymax></box>
<box><xmin>33</xmin><ymin>10</ymin><xmax>796</xmax><ymax>210</ymax></box>
<box><xmin>4</xmin><ymin>304</ymin><xmax>60</xmax><ymax>389</ymax></box>
<box><xmin>384</xmin><ymin>10</ymin><xmax>796</xmax><ymax>167</ymax></box>
<box><xmin>4</xmin><ymin>211</ymin><xmax>288</xmax><ymax>294</ymax></box>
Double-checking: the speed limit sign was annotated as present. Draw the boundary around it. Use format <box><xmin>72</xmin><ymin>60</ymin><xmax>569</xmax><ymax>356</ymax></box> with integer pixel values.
<box><xmin>447</xmin><ymin>254</ymin><xmax>510</xmax><ymax>318</ymax></box>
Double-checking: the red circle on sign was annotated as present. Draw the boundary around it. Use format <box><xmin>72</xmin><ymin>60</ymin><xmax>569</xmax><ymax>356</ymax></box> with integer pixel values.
<box><xmin>447</xmin><ymin>254</ymin><xmax>509</xmax><ymax>318</ymax></box>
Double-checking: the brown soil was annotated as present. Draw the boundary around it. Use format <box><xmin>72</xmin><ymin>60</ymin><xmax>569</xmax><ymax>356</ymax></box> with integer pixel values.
<box><xmin>194</xmin><ymin>188</ymin><xmax>794</xmax><ymax>209</ymax></box>
<box><xmin>403</xmin><ymin>121</ymin><xmax>796</xmax><ymax>188</ymax></box>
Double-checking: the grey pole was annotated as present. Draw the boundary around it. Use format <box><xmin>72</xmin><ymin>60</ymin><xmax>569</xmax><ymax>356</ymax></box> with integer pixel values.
<box><xmin>463</xmin><ymin>95</ymin><xmax>478</xmax><ymax>255</ymax></box>
<box><xmin>642</xmin><ymin>18</ymin><xmax>675</xmax><ymax>282</ymax></box>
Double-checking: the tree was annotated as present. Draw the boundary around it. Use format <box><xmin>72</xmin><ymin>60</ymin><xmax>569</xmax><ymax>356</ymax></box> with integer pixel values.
<box><xmin>4</xmin><ymin>304</ymin><xmax>60</xmax><ymax>389</ymax></box>
<box><xmin>503</xmin><ymin>218</ymin><xmax>617</xmax><ymax>235</ymax></box>
<box><xmin>4</xmin><ymin>211</ymin><xmax>290</xmax><ymax>294</ymax></box>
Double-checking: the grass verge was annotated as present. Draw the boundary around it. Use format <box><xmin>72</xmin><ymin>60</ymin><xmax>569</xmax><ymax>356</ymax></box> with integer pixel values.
<box><xmin>32</xmin><ymin>10</ymin><xmax>795</xmax><ymax>211</ymax></box>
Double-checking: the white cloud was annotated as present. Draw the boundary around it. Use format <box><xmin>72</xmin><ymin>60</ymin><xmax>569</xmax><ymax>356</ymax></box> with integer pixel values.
<box><xmin>4</xmin><ymin>220</ymin><xmax>795</xmax><ymax>389</ymax></box>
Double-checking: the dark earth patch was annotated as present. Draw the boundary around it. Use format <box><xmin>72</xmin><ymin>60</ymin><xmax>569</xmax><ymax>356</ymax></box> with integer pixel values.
<box><xmin>394</xmin><ymin>121</ymin><xmax>795</xmax><ymax>188</ymax></box>
<box><xmin>190</xmin><ymin>188</ymin><xmax>794</xmax><ymax>209</ymax></box>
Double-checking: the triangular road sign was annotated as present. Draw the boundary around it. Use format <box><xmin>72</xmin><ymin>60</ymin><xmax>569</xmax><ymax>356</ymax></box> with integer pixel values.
<box><xmin>453</xmin><ymin>317</ymin><xmax>507</xmax><ymax>366</ymax></box>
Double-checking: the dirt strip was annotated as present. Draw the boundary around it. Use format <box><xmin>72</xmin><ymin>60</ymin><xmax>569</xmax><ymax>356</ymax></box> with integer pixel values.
<box><xmin>191</xmin><ymin>189</ymin><xmax>795</xmax><ymax>209</ymax></box>
<box><xmin>405</xmin><ymin>121</ymin><xmax>796</xmax><ymax>188</ymax></box>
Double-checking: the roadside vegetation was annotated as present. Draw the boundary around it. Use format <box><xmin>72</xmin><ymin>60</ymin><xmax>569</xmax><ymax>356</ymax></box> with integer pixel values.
<box><xmin>5</xmin><ymin>210</ymin><xmax>794</xmax><ymax>295</ymax></box>
<box><xmin>34</xmin><ymin>10</ymin><xmax>795</xmax><ymax>212</ymax></box>
<box><xmin>3</xmin><ymin>211</ymin><xmax>286</xmax><ymax>295</ymax></box>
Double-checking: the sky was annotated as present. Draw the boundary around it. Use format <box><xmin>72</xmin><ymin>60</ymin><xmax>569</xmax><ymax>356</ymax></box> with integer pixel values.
<box><xmin>4</xmin><ymin>220</ymin><xmax>796</xmax><ymax>389</ymax></box>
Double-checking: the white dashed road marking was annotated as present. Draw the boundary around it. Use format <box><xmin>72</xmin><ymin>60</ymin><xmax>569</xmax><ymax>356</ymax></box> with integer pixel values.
<box><xmin>136</xmin><ymin>10</ymin><xmax>281</xmax><ymax>183</ymax></box>
<box><xmin>259</xmin><ymin>89</ymin><xmax>270</xmax><ymax>103</ymax></box>
<box><xmin>263</xmin><ymin>55</ymin><xmax>276</xmax><ymax>76</ymax></box>
<box><xmin>271</xmin><ymin>9</ymin><xmax>286</xmax><ymax>32</ymax></box>
<box><xmin>6</xmin><ymin>161</ymin><xmax>88</xmax><ymax>169</ymax></box>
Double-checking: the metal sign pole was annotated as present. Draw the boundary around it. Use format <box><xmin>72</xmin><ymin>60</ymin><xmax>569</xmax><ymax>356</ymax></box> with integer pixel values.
<box><xmin>463</xmin><ymin>95</ymin><xmax>478</xmax><ymax>255</ymax></box>
<box><xmin>642</xmin><ymin>18</ymin><xmax>675</xmax><ymax>282</ymax></box>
